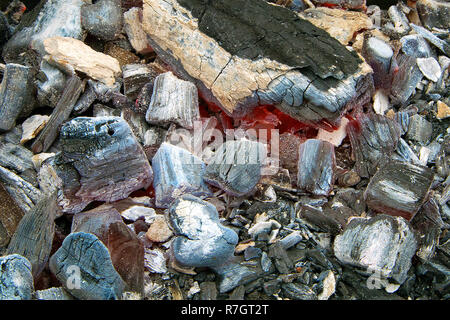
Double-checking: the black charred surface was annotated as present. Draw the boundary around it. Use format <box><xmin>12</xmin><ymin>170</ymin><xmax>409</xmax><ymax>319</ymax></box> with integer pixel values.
<box><xmin>178</xmin><ymin>0</ymin><xmax>361</xmax><ymax>80</ymax></box>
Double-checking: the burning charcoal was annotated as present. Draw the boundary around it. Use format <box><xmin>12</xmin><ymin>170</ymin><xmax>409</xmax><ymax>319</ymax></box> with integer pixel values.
<box><xmin>364</xmin><ymin>160</ymin><xmax>434</xmax><ymax>221</ymax></box>
<box><xmin>152</xmin><ymin>143</ymin><xmax>211</xmax><ymax>208</ymax></box>
<box><xmin>297</xmin><ymin>139</ymin><xmax>336</xmax><ymax>196</ymax></box>
<box><xmin>81</xmin><ymin>0</ymin><xmax>122</xmax><ymax>41</ymax></box>
<box><xmin>0</xmin><ymin>63</ymin><xmax>34</xmax><ymax>132</ymax></box>
<box><xmin>123</xmin><ymin>7</ymin><xmax>153</xmax><ymax>55</ymax></box>
<box><xmin>406</xmin><ymin>114</ymin><xmax>433</xmax><ymax>145</ymax></box>
<box><xmin>31</xmin><ymin>75</ymin><xmax>83</xmax><ymax>154</ymax></box>
<box><xmin>39</xmin><ymin>117</ymin><xmax>153</xmax><ymax>214</ymax></box>
<box><xmin>20</xmin><ymin>115</ymin><xmax>49</xmax><ymax>145</ymax></box>
<box><xmin>34</xmin><ymin>287</ymin><xmax>74</xmax><ymax>300</ymax></box>
<box><xmin>146</xmin><ymin>215</ymin><xmax>173</xmax><ymax>243</ymax></box>
<box><xmin>0</xmin><ymin>254</ymin><xmax>34</xmax><ymax>300</ymax></box>
<box><xmin>6</xmin><ymin>195</ymin><xmax>57</xmax><ymax>278</ymax></box>
<box><xmin>417</xmin><ymin>57</ymin><xmax>442</xmax><ymax>83</ymax></box>
<box><xmin>416</xmin><ymin>0</ymin><xmax>450</xmax><ymax>30</ymax></box>
<box><xmin>362</xmin><ymin>37</ymin><xmax>395</xmax><ymax>90</ymax></box>
<box><xmin>0</xmin><ymin>166</ymin><xmax>41</xmax><ymax>213</ymax></box>
<box><xmin>316</xmin><ymin>117</ymin><xmax>349</xmax><ymax>147</ymax></box>
<box><xmin>346</xmin><ymin>114</ymin><xmax>401</xmax><ymax>178</ymax></box>
<box><xmin>0</xmin><ymin>183</ymin><xmax>24</xmax><ymax>247</ymax></box>
<box><xmin>145</xmin><ymin>72</ymin><xmax>200</xmax><ymax>129</ymax></box>
<box><xmin>410</xmin><ymin>24</ymin><xmax>450</xmax><ymax>56</ymax></box>
<box><xmin>204</xmin><ymin>140</ymin><xmax>267</xmax><ymax>196</ymax></box>
<box><xmin>123</xmin><ymin>64</ymin><xmax>158</xmax><ymax>101</ymax></box>
<box><xmin>333</xmin><ymin>214</ymin><xmax>417</xmax><ymax>284</ymax></box>
<box><xmin>43</xmin><ymin>37</ymin><xmax>121</xmax><ymax>86</ymax></box>
<box><xmin>298</xmin><ymin>7</ymin><xmax>372</xmax><ymax>46</ymax></box>
<box><xmin>168</xmin><ymin>195</ymin><xmax>238</xmax><ymax>268</ymax></box>
<box><xmin>279</xmin><ymin>132</ymin><xmax>302</xmax><ymax>177</ymax></box>
<box><xmin>2</xmin><ymin>0</ymin><xmax>84</xmax><ymax>62</ymax></box>
<box><xmin>281</xmin><ymin>283</ymin><xmax>317</xmax><ymax>300</ymax></box>
<box><xmin>49</xmin><ymin>232</ymin><xmax>126</xmax><ymax>300</ymax></box>
<box><xmin>141</xmin><ymin>0</ymin><xmax>372</xmax><ymax>128</ymax></box>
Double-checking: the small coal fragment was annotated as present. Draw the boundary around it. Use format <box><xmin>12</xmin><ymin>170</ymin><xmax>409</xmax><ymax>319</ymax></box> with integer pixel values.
<box><xmin>416</xmin><ymin>0</ymin><xmax>450</xmax><ymax>30</ymax></box>
<box><xmin>123</xmin><ymin>64</ymin><xmax>158</xmax><ymax>101</ymax></box>
<box><xmin>145</xmin><ymin>71</ymin><xmax>200</xmax><ymax>129</ymax></box>
<box><xmin>334</xmin><ymin>214</ymin><xmax>417</xmax><ymax>284</ymax></box>
<box><xmin>152</xmin><ymin>143</ymin><xmax>211</xmax><ymax>208</ymax></box>
<box><xmin>347</xmin><ymin>114</ymin><xmax>401</xmax><ymax>178</ymax></box>
<box><xmin>6</xmin><ymin>195</ymin><xmax>57</xmax><ymax>278</ymax></box>
<box><xmin>0</xmin><ymin>254</ymin><xmax>34</xmax><ymax>300</ymax></box>
<box><xmin>0</xmin><ymin>63</ymin><xmax>34</xmax><ymax>132</ymax></box>
<box><xmin>39</xmin><ymin>117</ymin><xmax>153</xmax><ymax>214</ymax></box>
<box><xmin>364</xmin><ymin>160</ymin><xmax>434</xmax><ymax>221</ymax></box>
<box><xmin>204</xmin><ymin>140</ymin><xmax>267</xmax><ymax>196</ymax></box>
<box><xmin>50</xmin><ymin>232</ymin><xmax>125</xmax><ymax>300</ymax></box>
<box><xmin>81</xmin><ymin>0</ymin><xmax>122</xmax><ymax>41</ymax></box>
<box><xmin>268</xmin><ymin>241</ymin><xmax>294</xmax><ymax>274</ymax></box>
<box><xmin>406</xmin><ymin>114</ymin><xmax>433</xmax><ymax>145</ymax></box>
<box><xmin>297</xmin><ymin>139</ymin><xmax>336</xmax><ymax>196</ymax></box>
<box><xmin>168</xmin><ymin>195</ymin><xmax>238</xmax><ymax>268</ymax></box>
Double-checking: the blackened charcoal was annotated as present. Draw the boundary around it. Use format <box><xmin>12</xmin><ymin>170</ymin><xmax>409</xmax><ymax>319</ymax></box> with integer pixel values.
<box><xmin>400</xmin><ymin>35</ymin><xmax>432</xmax><ymax>59</ymax></box>
<box><xmin>410</xmin><ymin>24</ymin><xmax>450</xmax><ymax>56</ymax></box>
<box><xmin>298</xmin><ymin>205</ymin><xmax>342</xmax><ymax>236</ymax></box>
<box><xmin>0</xmin><ymin>183</ymin><xmax>24</xmax><ymax>247</ymax></box>
<box><xmin>204</xmin><ymin>140</ymin><xmax>267</xmax><ymax>196</ymax></box>
<box><xmin>168</xmin><ymin>195</ymin><xmax>238</xmax><ymax>268</ymax></box>
<box><xmin>123</xmin><ymin>64</ymin><xmax>159</xmax><ymax>101</ymax></box>
<box><xmin>0</xmin><ymin>254</ymin><xmax>34</xmax><ymax>300</ymax></box>
<box><xmin>81</xmin><ymin>0</ymin><xmax>122</xmax><ymax>41</ymax></box>
<box><xmin>0</xmin><ymin>141</ymin><xmax>34</xmax><ymax>175</ymax></box>
<box><xmin>364</xmin><ymin>160</ymin><xmax>434</xmax><ymax>221</ymax></box>
<box><xmin>73</xmin><ymin>80</ymin><xmax>122</xmax><ymax>115</ymax></box>
<box><xmin>347</xmin><ymin>114</ymin><xmax>401</xmax><ymax>178</ymax></box>
<box><xmin>49</xmin><ymin>232</ymin><xmax>125</xmax><ymax>300</ymax></box>
<box><xmin>297</xmin><ymin>139</ymin><xmax>336</xmax><ymax>196</ymax></box>
<box><xmin>0</xmin><ymin>12</ymin><xmax>10</xmax><ymax>47</ymax></box>
<box><xmin>268</xmin><ymin>241</ymin><xmax>294</xmax><ymax>274</ymax></box>
<box><xmin>406</xmin><ymin>114</ymin><xmax>433</xmax><ymax>145</ymax></box>
<box><xmin>390</xmin><ymin>54</ymin><xmax>424</xmax><ymax>106</ymax></box>
<box><xmin>362</xmin><ymin>37</ymin><xmax>396</xmax><ymax>89</ymax></box>
<box><xmin>0</xmin><ymin>63</ymin><xmax>34</xmax><ymax>132</ymax></box>
<box><xmin>394</xmin><ymin>138</ymin><xmax>421</xmax><ymax>165</ymax></box>
<box><xmin>72</xmin><ymin>81</ymin><xmax>97</xmax><ymax>115</ymax></box>
<box><xmin>145</xmin><ymin>71</ymin><xmax>200</xmax><ymax>129</ymax></box>
<box><xmin>152</xmin><ymin>143</ymin><xmax>211</xmax><ymax>208</ymax></box>
<box><xmin>334</xmin><ymin>214</ymin><xmax>417</xmax><ymax>284</ymax></box>
<box><xmin>39</xmin><ymin>117</ymin><xmax>153</xmax><ymax>214</ymax></box>
<box><xmin>6</xmin><ymin>195</ymin><xmax>57</xmax><ymax>278</ymax></box>
<box><xmin>135</xmin><ymin>82</ymin><xmax>154</xmax><ymax>114</ymax></box>
<box><xmin>281</xmin><ymin>282</ymin><xmax>317</xmax><ymax>300</ymax></box>
<box><xmin>36</xmin><ymin>61</ymin><xmax>67</xmax><ymax>108</ymax></box>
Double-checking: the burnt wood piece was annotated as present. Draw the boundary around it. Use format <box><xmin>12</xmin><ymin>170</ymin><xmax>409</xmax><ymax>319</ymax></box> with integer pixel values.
<box><xmin>0</xmin><ymin>63</ymin><xmax>34</xmax><ymax>132</ymax></box>
<box><xmin>81</xmin><ymin>0</ymin><xmax>122</xmax><ymax>41</ymax></box>
<box><xmin>142</xmin><ymin>0</ymin><xmax>373</xmax><ymax>129</ymax></box>
<box><xmin>123</xmin><ymin>63</ymin><xmax>159</xmax><ymax>101</ymax></box>
<box><xmin>6</xmin><ymin>195</ymin><xmax>57</xmax><ymax>278</ymax></box>
<box><xmin>31</xmin><ymin>75</ymin><xmax>83</xmax><ymax>154</ymax></box>
<box><xmin>0</xmin><ymin>183</ymin><xmax>25</xmax><ymax>247</ymax></box>
<box><xmin>39</xmin><ymin>116</ymin><xmax>153</xmax><ymax>214</ymax></box>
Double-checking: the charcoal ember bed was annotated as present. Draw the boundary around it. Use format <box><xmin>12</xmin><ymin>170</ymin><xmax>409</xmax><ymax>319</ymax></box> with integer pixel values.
<box><xmin>0</xmin><ymin>0</ymin><xmax>449</xmax><ymax>301</ymax></box>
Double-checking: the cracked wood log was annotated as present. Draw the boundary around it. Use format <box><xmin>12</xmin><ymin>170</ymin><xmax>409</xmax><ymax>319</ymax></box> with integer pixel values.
<box><xmin>31</xmin><ymin>75</ymin><xmax>83</xmax><ymax>154</ymax></box>
<box><xmin>142</xmin><ymin>0</ymin><xmax>373</xmax><ymax>130</ymax></box>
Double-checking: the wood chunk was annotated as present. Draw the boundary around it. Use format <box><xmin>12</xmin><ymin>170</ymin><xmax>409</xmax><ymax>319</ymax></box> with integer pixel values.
<box><xmin>39</xmin><ymin>116</ymin><xmax>153</xmax><ymax>214</ymax></box>
<box><xmin>32</xmin><ymin>75</ymin><xmax>83</xmax><ymax>154</ymax></box>
<box><xmin>0</xmin><ymin>63</ymin><xmax>34</xmax><ymax>132</ymax></box>
<box><xmin>43</xmin><ymin>37</ymin><xmax>121</xmax><ymax>86</ymax></box>
<box><xmin>6</xmin><ymin>195</ymin><xmax>57</xmax><ymax>278</ymax></box>
<box><xmin>123</xmin><ymin>7</ymin><xmax>153</xmax><ymax>54</ymax></box>
<box><xmin>0</xmin><ymin>183</ymin><xmax>25</xmax><ymax>247</ymax></box>
<box><xmin>49</xmin><ymin>232</ymin><xmax>126</xmax><ymax>300</ymax></box>
<box><xmin>146</xmin><ymin>71</ymin><xmax>200</xmax><ymax>129</ymax></box>
<box><xmin>142</xmin><ymin>0</ymin><xmax>372</xmax><ymax>128</ymax></box>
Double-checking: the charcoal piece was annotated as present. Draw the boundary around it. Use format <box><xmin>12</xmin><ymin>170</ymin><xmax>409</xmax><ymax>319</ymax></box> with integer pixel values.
<box><xmin>244</xmin><ymin>246</ymin><xmax>262</xmax><ymax>260</ymax></box>
<box><xmin>0</xmin><ymin>63</ymin><xmax>34</xmax><ymax>132</ymax></box>
<box><xmin>36</xmin><ymin>61</ymin><xmax>67</xmax><ymax>108</ymax></box>
<box><xmin>280</xmin><ymin>231</ymin><xmax>302</xmax><ymax>250</ymax></box>
<box><xmin>394</xmin><ymin>138</ymin><xmax>421</xmax><ymax>165</ymax></box>
<box><xmin>141</xmin><ymin>0</ymin><xmax>372</xmax><ymax>128</ymax></box>
<box><xmin>152</xmin><ymin>143</ymin><xmax>211</xmax><ymax>208</ymax></box>
<box><xmin>298</xmin><ymin>205</ymin><xmax>342</xmax><ymax>236</ymax></box>
<box><xmin>135</xmin><ymin>82</ymin><xmax>154</xmax><ymax>114</ymax></box>
<box><xmin>406</xmin><ymin>114</ymin><xmax>432</xmax><ymax>145</ymax></box>
<box><xmin>0</xmin><ymin>141</ymin><xmax>34</xmax><ymax>174</ymax></box>
<box><xmin>247</xmin><ymin>200</ymin><xmax>295</xmax><ymax>226</ymax></box>
<box><xmin>417</xmin><ymin>57</ymin><xmax>441</xmax><ymax>83</ymax></box>
<box><xmin>416</xmin><ymin>0</ymin><xmax>450</xmax><ymax>30</ymax></box>
<box><xmin>390</xmin><ymin>54</ymin><xmax>424</xmax><ymax>106</ymax></box>
<box><xmin>39</xmin><ymin>116</ymin><xmax>153</xmax><ymax>214</ymax></box>
<box><xmin>410</xmin><ymin>24</ymin><xmax>450</xmax><ymax>56</ymax></box>
<box><xmin>281</xmin><ymin>283</ymin><xmax>317</xmax><ymax>300</ymax></box>
<box><xmin>145</xmin><ymin>71</ymin><xmax>200</xmax><ymax>129</ymax></box>
<box><xmin>20</xmin><ymin>115</ymin><xmax>50</xmax><ymax>145</ymax></box>
<box><xmin>90</xmin><ymin>80</ymin><xmax>122</xmax><ymax>103</ymax></box>
<box><xmin>121</xmin><ymin>108</ymin><xmax>150</xmax><ymax>145</ymax></box>
<box><xmin>123</xmin><ymin>7</ymin><xmax>153</xmax><ymax>54</ymax></box>
<box><xmin>123</xmin><ymin>64</ymin><xmax>158</xmax><ymax>101</ymax></box>
<box><xmin>199</xmin><ymin>282</ymin><xmax>218</xmax><ymax>300</ymax></box>
<box><xmin>31</xmin><ymin>75</ymin><xmax>83</xmax><ymax>154</ymax></box>
<box><xmin>279</xmin><ymin>132</ymin><xmax>302</xmax><ymax>178</ymax></box>
<box><xmin>34</xmin><ymin>287</ymin><xmax>74</xmax><ymax>300</ymax></box>
<box><xmin>346</xmin><ymin>114</ymin><xmax>401</xmax><ymax>178</ymax></box>
<box><xmin>297</xmin><ymin>139</ymin><xmax>336</xmax><ymax>196</ymax></box>
<box><xmin>6</xmin><ymin>195</ymin><xmax>57</xmax><ymax>278</ymax></box>
<box><xmin>204</xmin><ymin>140</ymin><xmax>267</xmax><ymax>196</ymax></box>
<box><xmin>0</xmin><ymin>183</ymin><xmax>24</xmax><ymax>247</ymax></box>
<box><xmin>362</xmin><ymin>37</ymin><xmax>395</xmax><ymax>89</ymax></box>
<box><xmin>72</xmin><ymin>82</ymin><xmax>97</xmax><ymax>115</ymax></box>
<box><xmin>0</xmin><ymin>12</ymin><xmax>10</xmax><ymax>47</ymax></box>
<box><xmin>0</xmin><ymin>165</ymin><xmax>41</xmax><ymax>213</ymax></box>
<box><xmin>384</xmin><ymin>4</ymin><xmax>411</xmax><ymax>37</ymax></box>
<box><xmin>93</xmin><ymin>104</ymin><xmax>121</xmax><ymax>117</ymax></box>
<box><xmin>71</xmin><ymin>204</ymin><xmax>123</xmax><ymax>237</ymax></box>
<box><xmin>168</xmin><ymin>195</ymin><xmax>238</xmax><ymax>268</ymax></box>
<box><xmin>49</xmin><ymin>232</ymin><xmax>125</xmax><ymax>300</ymax></box>
<box><xmin>333</xmin><ymin>214</ymin><xmax>417</xmax><ymax>284</ymax></box>
<box><xmin>268</xmin><ymin>241</ymin><xmax>294</xmax><ymax>274</ymax></box>
<box><xmin>364</xmin><ymin>160</ymin><xmax>434</xmax><ymax>221</ymax></box>
<box><xmin>2</xmin><ymin>0</ymin><xmax>84</xmax><ymax>63</ymax></box>
<box><xmin>144</xmin><ymin>248</ymin><xmax>167</xmax><ymax>274</ymax></box>
<box><xmin>400</xmin><ymin>35</ymin><xmax>431</xmax><ymax>59</ymax></box>
<box><xmin>0</xmin><ymin>254</ymin><xmax>34</xmax><ymax>300</ymax></box>
<box><xmin>81</xmin><ymin>0</ymin><xmax>122</xmax><ymax>41</ymax></box>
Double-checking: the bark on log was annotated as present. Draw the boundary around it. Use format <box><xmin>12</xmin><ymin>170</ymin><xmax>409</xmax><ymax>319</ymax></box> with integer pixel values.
<box><xmin>142</xmin><ymin>0</ymin><xmax>373</xmax><ymax>129</ymax></box>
